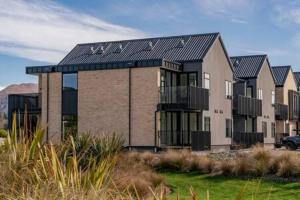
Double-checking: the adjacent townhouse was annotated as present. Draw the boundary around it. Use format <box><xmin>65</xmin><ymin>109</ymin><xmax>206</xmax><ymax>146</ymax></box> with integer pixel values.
<box><xmin>20</xmin><ymin>33</ymin><xmax>234</xmax><ymax>150</ymax></box>
<box><xmin>271</xmin><ymin>66</ymin><xmax>299</xmax><ymax>144</ymax></box>
<box><xmin>230</xmin><ymin>55</ymin><xmax>276</xmax><ymax>147</ymax></box>
<box><xmin>294</xmin><ymin>72</ymin><xmax>300</xmax><ymax>92</ymax></box>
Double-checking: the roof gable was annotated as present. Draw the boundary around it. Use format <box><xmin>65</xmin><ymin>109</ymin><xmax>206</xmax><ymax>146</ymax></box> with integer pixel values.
<box><xmin>294</xmin><ymin>72</ymin><xmax>300</xmax><ymax>87</ymax></box>
<box><xmin>271</xmin><ymin>66</ymin><xmax>291</xmax><ymax>86</ymax></box>
<box><xmin>230</xmin><ymin>55</ymin><xmax>267</xmax><ymax>79</ymax></box>
<box><xmin>59</xmin><ymin>33</ymin><xmax>220</xmax><ymax>65</ymax></box>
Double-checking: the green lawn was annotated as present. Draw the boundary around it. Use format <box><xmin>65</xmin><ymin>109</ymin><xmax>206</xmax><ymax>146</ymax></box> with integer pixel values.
<box><xmin>162</xmin><ymin>172</ymin><xmax>300</xmax><ymax>200</ymax></box>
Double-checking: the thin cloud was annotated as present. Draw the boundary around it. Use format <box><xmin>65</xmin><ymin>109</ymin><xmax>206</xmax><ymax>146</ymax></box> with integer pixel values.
<box><xmin>192</xmin><ymin>0</ymin><xmax>255</xmax><ymax>22</ymax></box>
<box><xmin>0</xmin><ymin>0</ymin><xmax>145</xmax><ymax>63</ymax></box>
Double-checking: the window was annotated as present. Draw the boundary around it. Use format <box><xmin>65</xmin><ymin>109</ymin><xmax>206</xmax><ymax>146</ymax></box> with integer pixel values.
<box><xmin>226</xmin><ymin>119</ymin><xmax>232</xmax><ymax>138</ymax></box>
<box><xmin>246</xmin><ymin>87</ymin><xmax>253</xmax><ymax>98</ymax></box>
<box><xmin>258</xmin><ymin>89</ymin><xmax>263</xmax><ymax>100</ymax></box>
<box><xmin>62</xmin><ymin>73</ymin><xmax>78</xmax><ymax>140</ymax></box>
<box><xmin>262</xmin><ymin>121</ymin><xmax>267</xmax><ymax>138</ymax></box>
<box><xmin>204</xmin><ymin>73</ymin><xmax>210</xmax><ymax>89</ymax></box>
<box><xmin>204</xmin><ymin>117</ymin><xmax>210</xmax><ymax>131</ymax></box>
<box><xmin>225</xmin><ymin>81</ymin><xmax>232</xmax><ymax>98</ymax></box>
<box><xmin>62</xmin><ymin>115</ymin><xmax>78</xmax><ymax>140</ymax></box>
<box><xmin>271</xmin><ymin>91</ymin><xmax>275</xmax><ymax>105</ymax></box>
<box><xmin>271</xmin><ymin>123</ymin><xmax>275</xmax><ymax>138</ymax></box>
<box><xmin>63</xmin><ymin>73</ymin><xmax>78</xmax><ymax>91</ymax></box>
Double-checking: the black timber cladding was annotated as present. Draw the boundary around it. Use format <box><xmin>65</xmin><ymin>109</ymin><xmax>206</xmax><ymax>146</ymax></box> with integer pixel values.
<box><xmin>26</xmin><ymin>59</ymin><xmax>182</xmax><ymax>74</ymax></box>
<box><xmin>230</xmin><ymin>55</ymin><xmax>267</xmax><ymax>79</ymax></box>
<box><xmin>271</xmin><ymin>66</ymin><xmax>291</xmax><ymax>87</ymax></box>
<box><xmin>58</xmin><ymin>33</ymin><xmax>219</xmax><ymax>65</ymax></box>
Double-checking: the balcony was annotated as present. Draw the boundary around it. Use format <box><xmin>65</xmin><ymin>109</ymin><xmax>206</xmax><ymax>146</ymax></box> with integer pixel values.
<box><xmin>288</xmin><ymin>90</ymin><xmax>300</xmax><ymax>120</ymax></box>
<box><xmin>157</xmin><ymin>86</ymin><xmax>209</xmax><ymax>111</ymax></box>
<box><xmin>275</xmin><ymin>103</ymin><xmax>288</xmax><ymax>120</ymax></box>
<box><xmin>233</xmin><ymin>95</ymin><xmax>262</xmax><ymax>117</ymax></box>
<box><xmin>232</xmin><ymin>132</ymin><xmax>264</xmax><ymax>148</ymax></box>
<box><xmin>158</xmin><ymin>130</ymin><xmax>211</xmax><ymax>150</ymax></box>
<box><xmin>7</xmin><ymin>93</ymin><xmax>41</xmax><ymax>130</ymax></box>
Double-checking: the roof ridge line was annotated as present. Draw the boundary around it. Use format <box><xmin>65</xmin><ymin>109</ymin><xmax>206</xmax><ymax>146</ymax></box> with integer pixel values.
<box><xmin>77</xmin><ymin>32</ymin><xmax>220</xmax><ymax>46</ymax></box>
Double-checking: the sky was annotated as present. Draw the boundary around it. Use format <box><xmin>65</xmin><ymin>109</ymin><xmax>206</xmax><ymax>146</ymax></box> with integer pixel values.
<box><xmin>1</xmin><ymin>0</ymin><xmax>300</xmax><ymax>89</ymax></box>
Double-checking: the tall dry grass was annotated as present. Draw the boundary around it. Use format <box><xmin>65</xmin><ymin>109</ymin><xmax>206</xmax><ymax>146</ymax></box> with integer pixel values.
<box><xmin>0</xmin><ymin>114</ymin><xmax>165</xmax><ymax>200</ymax></box>
<box><xmin>126</xmin><ymin>146</ymin><xmax>300</xmax><ymax>179</ymax></box>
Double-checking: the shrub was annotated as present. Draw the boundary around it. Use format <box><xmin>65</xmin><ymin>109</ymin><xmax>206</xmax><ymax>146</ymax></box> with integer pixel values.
<box><xmin>233</xmin><ymin>154</ymin><xmax>255</xmax><ymax>176</ymax></box>
<box><xmin>272</xmin><ymin>152</ymin><xmax>300</xmax><ymax>178</ymax></box>
<box><xmin>251</xmin><ymin>146</ymin><xmax>272</xmax><ymax>176</ymax></box>
<box><xmin>217</xmin><ymin>160</ymin><xmax>234</xmax><ymax>175</ymax></box>
<box><xmin>0</xmin><ymin>129</ymin><xmax>7</xmax><ymax>138</ymax></box>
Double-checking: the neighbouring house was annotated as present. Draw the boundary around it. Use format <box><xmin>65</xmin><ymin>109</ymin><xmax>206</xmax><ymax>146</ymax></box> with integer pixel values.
<box><xmin>230</xmin><ymin>55</ymin><xmax>276</xmax><ymax>148</ymax></box>
<box><xmin>271</xmin><ymin>66</ymin><xmax>299</xmax><ymax>144</ymax></box>
<box><xmin>294</xmin><ymin>72</ymin><xmax>300</xmax><ymax>92</ymax></box>
<box><xmin>22</xmin><ymin>33</ymin><xmax>235</xmax><ymax>150</ymax></box>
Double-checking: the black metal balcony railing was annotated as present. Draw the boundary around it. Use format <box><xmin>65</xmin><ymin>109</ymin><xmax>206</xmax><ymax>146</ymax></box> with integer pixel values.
<box><xmin>159</xmin><ymin>130</ymin><xmax>211</xmax><ymax>150</ymax></box>
<box><xmin>233</xmin><ymin>132</ymin><xmax>264</xmax><ymax>148</ymax></box>
<box><xmin>159</xmin><ymin>130</ymin><xmax>191</xmax><ymax>146</ymax></box>
<box><xmin>275</xmin><ymin>103</ymin><xmax>288</xmax><ymax>120</ymax></box>
<box><xmin>158</xmin><ymin>86</ymin><xmax>209</xmax><ymax>111</ymax></box>
<box><xmin>233</xmin><ymin>95</ymin><xmax>262</xmax><ymax>117</ymax></box>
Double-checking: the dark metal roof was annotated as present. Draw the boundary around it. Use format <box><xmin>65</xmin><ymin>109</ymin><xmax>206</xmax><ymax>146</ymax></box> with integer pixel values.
<box><xmin>271</xmin><ymin>66</ymin><xmax>291</xmax><ymax>86</ymax></box>
<box><xmin>294</xmin><ymin>72</ymin><xmax>300</xmax><ymax>87</ymax></box>
<box><xmin>230</xmin><ymin>55</ymin><xmax>267</xmax><ymax>79</ymax></box>
<box><xmin>58</xmin><ymin>33</ymin><xmax>220</xmax><ymax>65</ymax></box>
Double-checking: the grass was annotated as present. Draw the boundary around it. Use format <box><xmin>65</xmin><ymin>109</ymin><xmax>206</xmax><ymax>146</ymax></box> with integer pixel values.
<box><xmin>163</xmin><ymin>171</ymin><xmax>300</xmax><ymax>200</ymax></box>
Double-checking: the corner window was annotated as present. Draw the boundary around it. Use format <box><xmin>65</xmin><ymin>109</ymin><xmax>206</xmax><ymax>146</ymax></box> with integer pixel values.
<box><xmin>271</xmin><ymin>91</ymin><xmax>275</xmax><ymax>105</ymax></box>
<box><xmin>62</xmin><ymin>73</ymin><xmax>78</xmax><ymax>140</ymax></box>
<box><xmin>204</xmin><ymin>73</ymin><xmax>210</xmax><ymax>89</ymax></box>
<box><xmin>271</xmin><ymin>122</ymin><xmax>275</xmax><ymax>138</ymax></box>
<box><xmin>225</xmin><ymin>81</ymin><xmax>232</xmax><ymax>98</ymax></box>
<box><xmin>226</xmin><ymin>119</ymin><xmax>232</xmax><ymax>138</ymax></box>
<box><xmin>258</xmin><ymin>89</ymin><xmax>263</xmax><ymax>100</ymax></box>
<box><xmin>204</xmin><ymin>117</ymin><xmax>210</xmax><ymax>132</ymax></box>
<box><xmin>262</xmin><ymin>121</ymin><xmax>267</xmax><ymax>138</ymax></box>
<box><xmin>63</xmin><ymin>73</ymin><xmax>78</xmax><ymax>91</ymax></box>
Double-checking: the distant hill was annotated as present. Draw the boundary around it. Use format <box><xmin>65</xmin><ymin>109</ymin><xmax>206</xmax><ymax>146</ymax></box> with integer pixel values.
<box><xmin>0</xmin><ymin>83</ymin><xmax>38</xmax><ymax>114</ymax></box>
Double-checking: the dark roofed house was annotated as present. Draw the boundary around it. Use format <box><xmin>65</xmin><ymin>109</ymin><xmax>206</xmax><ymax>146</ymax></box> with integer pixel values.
<box><xmin>23</xmin><ymin>33</ymin><xmax>234</xmax><ymax>151</ymax></box>
<box><xmin>271</xmin><ymin>66</ymin><xmax>300</xmax><ymax>140</ymax></box>
<box><xmin>294</xmin><ymin>72</ymin><xmax>300</xmax><ymax>91</ymax></box>
<box><xmin>231</xmin><ymin>55</ymin><xmax>276</xmax><ymax>148</ymax></box>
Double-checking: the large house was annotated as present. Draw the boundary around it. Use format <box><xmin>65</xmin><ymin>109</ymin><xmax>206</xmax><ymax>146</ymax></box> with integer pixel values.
<box><xmin>271</xmin><ymin>66</ymin><xmax>299</xmax><ymax>143</ymax></box>
<box><xmin>22</xmin><ymin>33</ymin><xmax>234</xmax><ymax>150</ymax></box>
<box><xmin>230</xmin><ymin>55</ymin><xmax>276</xmax><ymax>147</ymax></box>
<box><xmin>9</xmin><ymin>33</ymin><xmax>300</xmax><ymax>151</ymax></box>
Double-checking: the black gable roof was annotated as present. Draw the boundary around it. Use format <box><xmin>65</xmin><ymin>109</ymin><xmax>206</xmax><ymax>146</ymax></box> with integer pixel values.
<box><xmin>294</xmin><ymin>72</ymin><xmax>300</xmax><ymax>87</ymax></box>
<box><xmin>59</xmin><ymin>33</ymin><xmax>220</xmax><ymax>65</ymax></box>
<box><xmin>271</xmin><ymin>66</ymin><xmax>291</xmax><ymax>87</ymax></box>
<box><xmin>230</xmin><ymin>55</ymin><xmax>267</xmax><ymax>79</ymax></box>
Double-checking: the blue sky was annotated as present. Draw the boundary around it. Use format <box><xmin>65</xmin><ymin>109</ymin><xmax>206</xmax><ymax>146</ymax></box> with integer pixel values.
<box><xmin>1</xmin><ymin>0</ymin><xmax>300</xmax><ymax>88</ymax></box>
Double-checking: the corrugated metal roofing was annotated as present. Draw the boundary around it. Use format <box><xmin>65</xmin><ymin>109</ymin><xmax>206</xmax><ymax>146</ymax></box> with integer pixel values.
<box><xmin>230</xmin><ymin>55</ymin><xmax>267</xmax><ymax>78</ymax></box>
<box><xmin>294</xmin><ymin>72</ymin><xmax>300</xmax><ymax>87</ymax></box>
<box><xmin>271</xmin><ymin>66</ymin><xmax>291</xmax><ymax>86</ymax></box>
<box><xmin>58</xmin><ymin>33</ymin><xmax>219</xmax><ymax>65</ymax></box>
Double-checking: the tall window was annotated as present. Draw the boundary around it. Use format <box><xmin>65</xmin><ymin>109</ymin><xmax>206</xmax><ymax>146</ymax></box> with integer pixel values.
<box><xmin>226</xmin><ymin>119</ymin><xmax>232</xmax><ymax>138</ymax></box>
<box><xmin>258</xmin><ymin>89</ymin><xmax>263</xmax><ymax>100</ymax></box>
<box><xmin>225</xmin><ymin>81</ymin><xmax>232</xmax><ymax>98</ymax></box>
<box><xmin>62</xmin><ymin>73</ymin><xmax>78</xmax><ymax>140</ymax></box>
<box><xmin>271</xmin><ymin>123</ymin><xmax>275</xmax><ymax>138</ymax></box>
<box><xmin>204</xmin><ymin>117</ymin><xmax>210</xmax><ymax>131</ymax></box>
<box><xmin>262</xmin><ymin>121</ymin><xmax>267</xmax><ymax>138</ymax></box>
<box><xmin>271</xmin><ymin>91</ymin><xmax>275</xmax><ymax>105</ymax></box>
<box><xmin>204</xmin><ymin>73</ymin><xmax>210</xmax><ymax>89</ymax></box>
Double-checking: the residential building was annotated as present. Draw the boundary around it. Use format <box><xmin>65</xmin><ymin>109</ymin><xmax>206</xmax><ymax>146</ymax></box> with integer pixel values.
<box><xmin>22</xmin><ymin>33</ymin><xmax>234</xmax><ymax>150</ymax></box>
<box><xmin>271</xmin><ymin>66</ymin><xmax>299</xmax><ymax>144</ymax></box>
<box><xmin>231</xmin><ymin>55</ymin><xmax>276</xmax><ymax>147</ymax></box>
